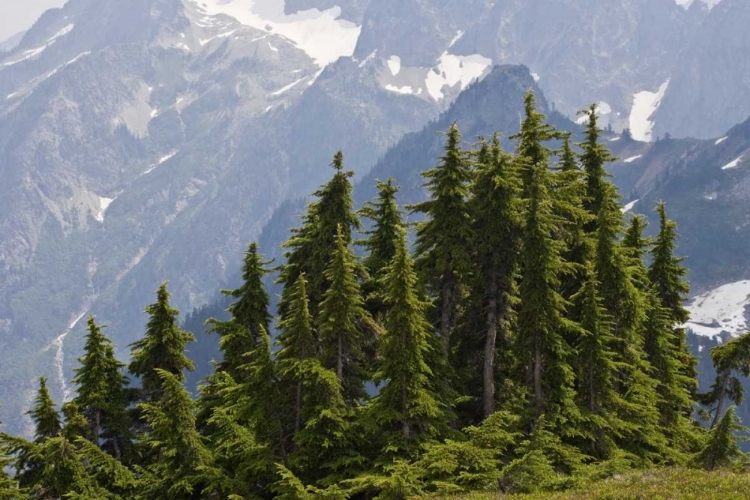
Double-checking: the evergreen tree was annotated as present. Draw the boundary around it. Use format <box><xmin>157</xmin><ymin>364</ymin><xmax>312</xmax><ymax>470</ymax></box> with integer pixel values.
<box><xmin>515</xmin><ymin>163</ymin><xmax>576</xmax><ymax>424</ymax></box>
<box><xmin>467</xmin><ymin>137</ymin><xmax>522</xmax><ymax>418</ymax></box>
<box><xmin>369</xmin><ymin>227</ymin><xmax>452</xmax><ymax>457</ymax></box>
<box><xmin>278</xmin><ymin>152</ymin><xmax>360</xmax><ymax>319</ymax></box>
<box><xmin>578</xmin><ymin>104</ymin><xmax>616</xmax><ymax>226</ymax></box>
<box><xmin>360</xmin><ymin>178</ymin><xmax>404</xmax><ymax>320</ymax></box>
<box><xmin>648</xmin><ymin>202</ymin><xmax>697</xmax><ymax>397</ymax></box>
<box><xmin>137</xmin><ymin>369</ymin><xmax>213</xmax><ymax>500</ymax></box>
<box><xmin>207</xmin><ymin>243</ymin><xmax>272</xmax><ymax>380</ymax></box>
<box><xmin>318</xmin><ymin>225</ymin><xmax>378</xmax><ymax>403</ymax></box>
<box><xmin>513</xmin><ymin>91</ymin><xmax>563</xmax><ymax>194</ymax></box>
<box><xmin>622</xmin><ymin>214</ymin><xmax>651</xmax><ymax>291</ymax></box>
<box><xmin>571</xmin><ymin>264</ymin><xmax>621</xmax><ymax>459</ymax></box>
<box><xmin>410</xmin><ymin>123</ymin><xmax>473</xmax><ymax>358</ymax></box>
<box><xmin>29</xmin><ymin>377</ymin><xmax>61</xmax><ymax>441</ymax></box>
<box><xmin>699</xmin><ymin>331</ymin><xmax>750</xmax><ymax>428</ymax></box>
<box><xmin>277</xmin><ymin>274</ymin><xmax>316</xmax><ymax>439</ymax></box>
<box><xmin>72</xmin><ymin>317</ymin><xmax>132</xmax><ymax>461</ymax></box>
<box><xmin>129</xmin><ymin>283</ymin><xmax>195</xmax><ymax>403</ymax></box>
<box><xmin>0</xmin><ymin>423</ymin><xmax>23</xmax><ymax>500</ymax></box>
<box><xmin>695</xmin><ymin>406</ymin><xmax>746</xmax><ymax>471</ymax></box>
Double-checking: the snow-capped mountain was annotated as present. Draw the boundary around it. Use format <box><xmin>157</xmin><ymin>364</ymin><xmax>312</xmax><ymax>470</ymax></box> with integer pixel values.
<box><xmin>1</xmin><ymin>0</ymin><xmax>750</xmax><ymax>433</ymax></box>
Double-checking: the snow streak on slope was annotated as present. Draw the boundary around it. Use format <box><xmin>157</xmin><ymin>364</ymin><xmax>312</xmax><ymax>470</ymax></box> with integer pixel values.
<box><xmin>629</xmin><ymin>79</ymin><xmax>670</xmax><ymax>142</ymax></box>
<box><xmin>722</xmin><ymin>156</ymin><xmax>743</xmax><ymax>170</ymax></box>
<box><xmin>685</xmin><ymin>280</ymin><xmax>750</xmax><ymax>338</ymax></box>
<box><xmin>622</xmin><ymin>199</ymin><xmax>639</xmax><ymax>213</ymax></box>
<box><xmin>195</xmin><ymin>0</ymin><xmax>360</xmax><ymax>66</ymax></box>
<box><xmin>675</xmin><ymin>0</ymin><xmax>722</xmax><ymax>11</ymax></box>
<box><xmin>0</xmin><ymin>24</ymin><xmax>74</xmax><ymax>68</ymax></box>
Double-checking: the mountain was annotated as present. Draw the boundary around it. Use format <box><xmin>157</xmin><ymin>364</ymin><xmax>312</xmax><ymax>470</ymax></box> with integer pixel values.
<box><xmin>2</xmin><ymin>0</ymin><xmax>750</xmax><ymax>434</ymax></box>
<box><xmin>0</xmin><ymin>31</ymin><xmax>26</xmax><ymax>53</ymax></box>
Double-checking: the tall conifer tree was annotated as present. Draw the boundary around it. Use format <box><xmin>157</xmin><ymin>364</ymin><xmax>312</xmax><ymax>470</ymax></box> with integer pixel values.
<box><xmin>317</xmin><ymin>225</ymin><xmax>378</xmax><ymax>403</ymax></box>
<box><xmin>72</xmin><ymin>317</ymin><xmax>132</xmax><ymax>461</ymax></box>
<box><xmin>29</xmin><ymin>377</ymin><xmax>61</xmax><ymax>441</ymax></box>
<box><xmin>467</xmin><ymin>137</ymin><xmax>522</xmax><ymax>418</ymax></box>
<box><xmin>129</xmin><ymin>283</ymin><xmax>195</xmax><ymax>403</ymax></box>
<box><xmin>360</xmin><ymin>178</ymin><xmax>403</xmax><ymax>320</ymax></box>
<box><xmin>410</xmin><ymin>123</ymin><xmax>472</xmax><ymax>358</ymax></box>
<box><xmin>369</xmin><ymin>227</ymin><xmax>451</xmax><ymax>456</ymax></box>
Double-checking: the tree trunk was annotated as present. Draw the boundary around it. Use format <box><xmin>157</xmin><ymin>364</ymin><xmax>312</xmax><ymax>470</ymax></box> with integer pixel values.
<box><xmin>294</xmin><ymin>380</ymin><xmax>303</xmax><ymax>436</ymax></box>
<box><xmin>711</xmin><ymin>370</ymin><xmax>730</xmax><ymax>429</ymax></box>
<box><xmin>483</xmin><ymin>281</ymin><xmax>499</xmax><ymax>418</ymax></box>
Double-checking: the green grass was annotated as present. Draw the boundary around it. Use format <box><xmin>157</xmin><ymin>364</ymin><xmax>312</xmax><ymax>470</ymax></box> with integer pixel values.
<box><xmin>441</xmin><ymin>468</ymin><xmax>750</xmax><ymax>500</ymax></box>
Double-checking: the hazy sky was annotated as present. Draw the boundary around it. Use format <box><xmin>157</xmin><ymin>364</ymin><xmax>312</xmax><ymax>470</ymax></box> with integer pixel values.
<box><xmin>0</xmin><ymin>0</ymin><xmax>67</xmax><ymax>42</ymax></box>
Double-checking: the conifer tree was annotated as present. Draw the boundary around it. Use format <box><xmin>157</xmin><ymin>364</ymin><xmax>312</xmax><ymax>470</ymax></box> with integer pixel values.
<box><xmin>278</xmin><ymin>152</ymin><xmax>360</xmax><ymax>319</ymax></box>
<box><xmin>72</xmin><ymin>317</ymin><xmax>132</xmax><ymax>461</ymax></box>
<box><xmin>207</xmin><ymin>243</ymin><xmax>272</xmax><ymax>380</ymax></box>
<box><xmin>695</xmin><ymin>406</ymin><xmax>746</xmax><ymax>471</ymax></box>
<box><xmin>467</xmin><ymin>137</ymin><xmax>522</xmax><ymax>418</ymax></box>
<box><xmin>513</xmin><ymin>91</ymin><xmax>563</xmax><ymax>194</ymax></box>
<box><xmin>699</xmin><ymin>331</ymin><xmax>750</xmax><ymax>428</ymax></box>
<box><xmin>0</xmin><ymin>445</ymin><xmax>21</xmax><ymax>500</ymax></box>
<box><xmin>622</xmin><ymin>215</ymin><xmax>651</xmax><ymax>291</ymax></box>
<box><xmin>578</xmin><ymin>104</ymin><xmax>616</xmax><ymax>226</ymax></box>
<box><xmin>571</xmin><ymin>264</ymin><xmax>621</xmax><ymax>458</ymax></box>
<box><xmin>129</xmin><ymin>283</ymin><xmax>195</xmax><ymax>403</ymax></box>
<box><xmin>277</xmin><ymin>274</ymin><xmax>316</xmax><ymax>438</ymax></box>
<box><xmin>137</xmin><ymin>369</ymin><xmax>213</xmax><ymax>500</ymax></box>
<box><xmin>318</xmin><ymin>225</ymin><xmax>378</xmax><ymax>403</ymax></box>
<box><xmin>410</xmin><ymin>123</ymin><xmax>473</xmax><ymax>358</ymax></box>
<box><xmin>360</xmin><ymin>178</ymin><xmax>404</xmax><ymax>320</ymax></box>
<box><xmin>29</xmin><ymin>377</ymin><xmax>61</xmax><ymax>441</ymax></box>
<box><xmin>369</xmin><ymin>227</ymin><xmax>451</xmax><ymax>457</ymax></box>
<box><xmin>648</xmin><ymin>202</ymin><xmax>697</xmax><ymax>397</ymax></box>
<box><xmin>515</xmin><ymin>163</ymin><xmax>576</xmax><ymax>423</ymax></box>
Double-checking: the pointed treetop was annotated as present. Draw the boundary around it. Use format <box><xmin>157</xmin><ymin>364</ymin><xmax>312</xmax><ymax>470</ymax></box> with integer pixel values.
<box><xmin>28</xmin><ymin>377</ymin><xmax>61</xmax><ymax>442</ymax></box>
<box><xmin>332</xmin><ymin>151</ymin><xmax>344</xmax><ymax>171</ymax></box>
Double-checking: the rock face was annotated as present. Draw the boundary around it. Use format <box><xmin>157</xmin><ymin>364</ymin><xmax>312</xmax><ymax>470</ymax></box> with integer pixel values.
<box><xmin>0</xmin><ymin>0</ymin><xmax>749</xmax><ymax>433</ymax></box>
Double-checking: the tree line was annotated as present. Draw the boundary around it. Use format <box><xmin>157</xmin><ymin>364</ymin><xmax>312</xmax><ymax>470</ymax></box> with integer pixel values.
<box><xmin>0</xmin><ymin>92</ymin><xmax>747</xmax><ymax>499</ymax></box>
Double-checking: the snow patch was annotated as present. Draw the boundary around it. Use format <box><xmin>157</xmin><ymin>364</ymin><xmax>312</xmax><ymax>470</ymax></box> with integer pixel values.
<box><xmin>531</xmin><ymin>72</ymin><xmax>540</xmax><ymax>83</ymax></box>
<box><xmin>629</xmin><ymin>79</ymin><xmax>670</xmax><ymax>142</ymax></box>
<box><xmin>385</xmin><ymin>84</ymin><xmax>421</xmax><ymax>95</ymax></box>
<box><xmin>94</xmin><ymin>196</ymin><xmax>115</xmax><ymax>223</ymax></box>
<box><xmin>721</xmin><ymin>156</ymin><xmax>743</xmax><ymax>170</ymax></box>
<box><xmin>715</xmin><ymin>136</ymin><xmax>728</xmax><ymax>145</ymax></box>
<box><xmin>199</xmin><ymin>30</ymin><xmax>237</xmax><ymax>46</ymax></box>
<box><xmin>271</xmin><ymin>75</ymin><xmax>307</xmax><ymax>95</ymax></box>
<box><xmin>425</xmin><ymin>52</ymin><xmax>492</xmax><ymax>101</ymax></box>
<box><xmin>622</xmin><ymin>199</ymin><xmax>639</xmax><ymax>214</ymax></box>
<box><xmin>0</xmin><ymin>24</ymin><xmax>75</xmax><ymax>68</ymax></box>
<box><xmin>675</xmin><ymin>0</ymin><xmax>722</xmax><ymax>11</ymax></box>
<box><xmin>387</xmin><ymin>55</ymin><xmax>401</xmax><ymax>76</ymax></box>
<box><xmin>449</xmin><ymin>30</ymin><xmax>464</xmax><ymax>48</ymax></box>
<box><xmin>143</xmin><ymin>150</ymin><xmax>179</xmax><ymax>175</ymax></box>
<box><xmin>268</xmin><ymin>41</ymin><xmax>279</xmax><ymax>52</ymax></box>
<box><xmin>195</xmin><ymin>0</ymin><xmax>361</xmax><ymax>67</ymax></box>
<box><xmin>685</xmin><ymin>280</ymin><xmax>750</xmax><ymax>338</ymax></box>
<box><xmin>623</xmin><ymin>155</ymin><xmax>643</xmax><ymax>163</ymax></box>
<box><xmin>358</xmin><ymin>49</ymin><xmax>377</xmax><ymax>68</ymax></box>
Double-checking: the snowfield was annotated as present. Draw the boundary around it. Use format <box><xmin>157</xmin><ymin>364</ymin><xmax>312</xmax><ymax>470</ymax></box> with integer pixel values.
<box><xmin>629</xmin><ymin>79</ymin><xmax>670</xmax><ymax>142</ymax></box>
<box><xmin>194</xmin><ymin>0</ymin><xmax>361</xmax><ymax>66</ymax></box>
<box><xmin>685</xmin><ymin>280</ymin><xmax>750</xmax><ymax>338</ymax></box>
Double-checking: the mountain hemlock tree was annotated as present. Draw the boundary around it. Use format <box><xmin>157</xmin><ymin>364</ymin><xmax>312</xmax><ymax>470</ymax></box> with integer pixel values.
<box><xmin>369</xmin><ymin>227</ymin><xmax>451</xmax><ymax>458</ymax></box>
<box><xmin>207</xmin><ymin>242</ymin><xmax>273</xmax><ymax>380</ymax></box>
<box><xmin>276</xmin><ymin>273</ymin><xmax>316</xmax><ymax>439</ymax></box>
<box><xmin>317</xmin><ymin>224</ymin><xmax>378</xmax><ymax>403</ymax></box>
<box><xmin>468</xmin><ymin>137</ymin><xmax>522</xmax><ymax>418</ymax></box>
<box><xmin>138</xmin><ymin>369</ymin><xmax>213</xmax><ymax>500</ymax></box>
<box><xmin>695</xmin><ymin>406</ymin><xmax>746</xmax><ymax>471</ymax></box>
<box><xmin>360</xmin><ymin>178</ymin><xmax>404</xmax><ymax>321</ymax></box>
<box><xmin>278</xmin><ymin>151</ymin><xmax>360</xmax><ymax>319</ymax></box>
<box><xmin>516</xmin><ymin>162</ymin><xmax>577</xmax><ymax>424</ymax></box>
<box><xmin>699</xmin><ymin>331</ymin><xmax>750</xmax><ymax>428</ymax></box>
<box><xmin>29</xmin><ymin>377</ymin><xmax>61</xmax><ymax>442</ymax></box>
<box><xmin>410</xmin><ymin>123</ymin><xmax>473</xmax><ymax>358</ymax></box>
<box><xmin>648</xmin><ymin>201</ymin><xmax>698</xmax><ymax>400</ymax></box>
<box><xmin>129</xmin><ymin>283</ymin><xmax>195</xmax><ymax>403</ymax></box>
<box><xmin>72</xmin><ymin>317</ymin><xmax>132</xmax><ymax>461</ymax></box>
<box><xmin>578</xmin><ymin>104</ymin><xmax>616</xmax><ymax>228</ymax></box>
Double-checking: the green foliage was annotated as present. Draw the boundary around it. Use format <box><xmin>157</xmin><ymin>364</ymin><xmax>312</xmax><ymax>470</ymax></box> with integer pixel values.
<box><xmin>129</xmin><ymin>283</ymin><xmax>195</xmax><ymax>403</ymax></box>
<box><xmin>695</xmin><ymin>406</ymin><xmax>747</xmax><ymax>471</ymax></box>
<box><xmin>28</xmin><ymin>377</ymin><xmax>61</xmax><ymax>441</ymax></box>
<box><xmin>72</xmin><ymin>317</ymin><xmax>133</xmax><ymax>462</ymax></box>
<box><xmin>410</xmin><ymin>123</ymin><xmax>473</xmax><ymax>357</ymax></box>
